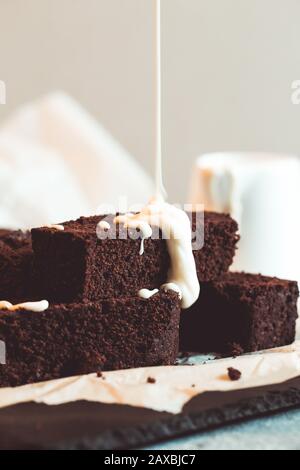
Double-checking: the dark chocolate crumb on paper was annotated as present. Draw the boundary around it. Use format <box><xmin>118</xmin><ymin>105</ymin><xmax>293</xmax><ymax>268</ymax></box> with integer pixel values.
<box><xmin>228</xmin><ymin>367</ymin><xmax>242</xmax><ymax>381</ymax></box>
<box><xmin>147</xmin><ymin>377</ymin><xmax>156</xmax><ymax>384</ymax></box>
<box><xmin>97</xmin><ymin>372</ymin><xmax>106</xmax><ymax>380</ymax></box>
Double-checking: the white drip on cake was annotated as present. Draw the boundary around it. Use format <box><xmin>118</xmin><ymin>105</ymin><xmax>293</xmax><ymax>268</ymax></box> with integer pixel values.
<box><xmin>115</xmin><ymin>200</ymin><xmax>199</xmax><ymax>309</ymax></box>
<box><xmin>138</xmin><ymin>288</ymin><xmax>159</xmax><ymax>300</ymax></box>
<box><xmin>0</xmin><ymin>300</ymin><xmax>49</xmax><ymax>312</ymax></box>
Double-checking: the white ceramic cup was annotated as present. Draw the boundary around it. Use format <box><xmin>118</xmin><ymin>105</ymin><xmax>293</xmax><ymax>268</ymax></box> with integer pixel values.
<box><xmin>189</xmin><ymin>152</ymin><xmax>300</xmax><ymax>282</ymax></box>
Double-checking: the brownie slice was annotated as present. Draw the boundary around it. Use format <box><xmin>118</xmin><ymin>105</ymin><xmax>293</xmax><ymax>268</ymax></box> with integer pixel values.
<box><xmin>193</xmin><ymin>212</ymin><xmax>239</xmax><ymax>282</ymax></box>
<box><xmin>31</xmin><ymin>212</ymin><xmax>239</xmax><ymax>303</ymax></box>
<box><xmin>0</xmin><ymin>230</ymin><xmax>33</xmax><ymax>303</ymax></box>
<box><xmin>180</xmin><ymin>272</ymin><xmax>299</xmax><ymax>355</ymax></box>
<box><xmin>0</xmin><ymin>291</ymin><xmax>180</xmax><ymax>388</ymax></box>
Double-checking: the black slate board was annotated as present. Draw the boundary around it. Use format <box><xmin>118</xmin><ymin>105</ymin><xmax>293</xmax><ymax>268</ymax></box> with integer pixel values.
<box><xmin>1</xmin><ymin>376</ymin><xmax>300</xmax><ymax>450</ymax></box>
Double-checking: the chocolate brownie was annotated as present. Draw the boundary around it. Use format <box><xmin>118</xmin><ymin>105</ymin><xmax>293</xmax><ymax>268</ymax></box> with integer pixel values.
<box><xmin>180</xmin><ymin>272</ymin><xmax>299</xmax><ymax>355</ymax></box>
<box><xmin>31</xmin><ymin>212</ymin><xmax>239</xmax><ymax>303</ymax></box>
<box><xmin>0</xmin><ymin>291</ymin><xmax>180</xmax><ymax>388</ymax></box>
<box><xmin>0</xmin><ymin>230</ymin><xmax>33</xmax><ymax>303</ymax></box>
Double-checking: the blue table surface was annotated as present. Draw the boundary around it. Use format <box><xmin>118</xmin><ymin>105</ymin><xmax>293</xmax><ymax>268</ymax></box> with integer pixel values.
<box><xmin>145</xmin><ymin>407</ymin><xmax>300</xmax><ymax>450</ymax></box>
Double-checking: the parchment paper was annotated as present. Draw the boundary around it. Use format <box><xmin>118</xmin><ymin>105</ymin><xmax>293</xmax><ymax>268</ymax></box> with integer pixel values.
<box><xmin>0</xmin><ymin>340</ymin><xmax>300</xmax><ymax>414</ymax></box>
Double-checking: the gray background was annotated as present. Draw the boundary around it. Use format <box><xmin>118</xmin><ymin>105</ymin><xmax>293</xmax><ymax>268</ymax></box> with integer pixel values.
<box><xmin>0</xmin><ymin>0</ymin><xmax>299</xmax><ymax>201</ymax></box>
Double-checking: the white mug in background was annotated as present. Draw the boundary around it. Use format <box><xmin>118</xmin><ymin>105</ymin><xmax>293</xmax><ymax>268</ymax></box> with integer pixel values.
<box><xmin>189</xmin><ymin>153</ymin><xmax>300</xmax><ymax>282</ymax></box>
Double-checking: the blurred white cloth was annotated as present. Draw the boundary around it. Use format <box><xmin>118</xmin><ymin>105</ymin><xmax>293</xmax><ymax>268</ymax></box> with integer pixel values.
<box><xmin>0</xmin><ymin>92</ymin><xmax>153</xmax><ymax>229</ymax></box>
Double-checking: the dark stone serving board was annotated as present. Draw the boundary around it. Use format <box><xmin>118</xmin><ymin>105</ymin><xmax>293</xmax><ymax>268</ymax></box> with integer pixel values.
<box><xmin>1</xmin><ymin>376</ymin><xmax>300</xmax><ymax>450</ymax></box>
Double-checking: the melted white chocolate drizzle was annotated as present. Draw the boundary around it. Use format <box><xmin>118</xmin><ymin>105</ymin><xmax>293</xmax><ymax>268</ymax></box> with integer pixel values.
<box><xmin>115</xmin><ymin>200</ymin><xmax>200</xmax><ymax>309</ymax></box>
<box><xmin>109</xmin><ymin>2</ymin><xmax>199</xmax><ymax>309</ymax></box>
<box><xmin>138</xmin><ymin>288</ymin><xmax>159</xmax><ymax>300</ymax></box>
<box><xmin>0</xmin><ymin>300</ymin><xmax>49</xmax><ymax>312</ymax></box>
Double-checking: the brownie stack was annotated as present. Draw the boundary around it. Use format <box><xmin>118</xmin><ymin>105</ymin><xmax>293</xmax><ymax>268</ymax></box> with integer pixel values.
<box><xmin>0</xmin><ymin>208</ymin><xmax>298</xmax><ymax>388</ymax></box>
<box><xmin>0</xmin><ymin>212</ymin><xmax>239</xmax><ymax>387</ymax></box>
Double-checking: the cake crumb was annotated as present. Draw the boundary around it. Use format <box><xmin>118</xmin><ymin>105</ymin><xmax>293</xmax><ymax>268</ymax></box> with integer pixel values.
<box><xmin>228</xmin><ymin>367</ymin><xmax>242</xmax><ymax>381</ymax></box>
<box><xmin>147</xmin><ymin>377</ymin><xmax>156</xmax><ymax>384</ymax></box>
<box><xmin>97</xmin><ymin>371</ymin><xmax>105</xmax><ymax>380</ymax></box>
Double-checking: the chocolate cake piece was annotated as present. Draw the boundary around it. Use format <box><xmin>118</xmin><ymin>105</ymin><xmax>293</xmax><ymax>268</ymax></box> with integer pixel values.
<box><xmin>0</xmin><ymin>230</ymin><xmax>33</xmax><ymax>303</ymax></box>
<box><xmin>180</xmin><ymin>272</ymin><xmax>299</xmax><ymax>355</ymax></box>
<box><xmin>192</xmin><ymin>212</ymin><xmax>239</xmax><ymax>282</ymax></box>
<box><xmin>0</xmin><ymin>291</ymin><xmax>180</xmax><ymax>388</ymax></box>
<box><xmin>31</xmin><ymin>212</ymin><xmax>239</xmax><ymax>303</ymax></box>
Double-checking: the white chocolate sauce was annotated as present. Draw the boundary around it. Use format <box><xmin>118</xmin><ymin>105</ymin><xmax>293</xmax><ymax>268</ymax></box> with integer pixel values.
<box><xmin>45</xmin><ymin>224</ymin><xmax>64</xmax><ymax>231</ymax></box>
<box><xmin>130</xmin><ymin>221</ymin><xmax>153</xmax><ymax>256</ymax></box>
<box><xmin>0</xmin><ymin>300</ymin><xmax>49</xmax><ymax>312</ymax></box>
<box><xmin>0</xmin><ymin>301</ymin><xmax>13</xmax><ymax>310</ymax></box>
<box><xmin>138</xmin><ymin>288</ymin><xmax>159</xmax><ymax>300</ymax></box>
<box><xmin>154</xmin><ymin>0</ymin><xmax>167</xmax><ymax>200</ymax></box>
<box><xmin>113</xmin><ymin>1</ymin><xmax>200</xmax><ymax>309</ymax></box>
<box><xmin>115</xmin><ymin>201</ymin><xmax>200</xmax><ymax>309</ymax></box>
